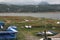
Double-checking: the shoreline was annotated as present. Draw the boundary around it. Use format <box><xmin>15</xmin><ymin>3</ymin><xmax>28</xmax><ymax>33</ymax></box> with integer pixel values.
<box><xmin>0</xmin><ymin>12</ymin><xmax>60</xmax><ymax>13</ymax></box>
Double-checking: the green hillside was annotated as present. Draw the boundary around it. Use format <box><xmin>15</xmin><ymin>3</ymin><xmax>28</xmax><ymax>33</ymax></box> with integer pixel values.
<box><xmin>0</xmin><ymin>4</ymin><xmax>60</xmax><ymax>12</ymax></box>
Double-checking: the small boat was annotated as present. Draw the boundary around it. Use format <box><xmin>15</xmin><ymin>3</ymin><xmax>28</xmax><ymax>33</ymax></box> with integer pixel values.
<box><xmin>0</xmin><ymin>21</ymin><xmax>18</xmax><ymax>40</ymax></box>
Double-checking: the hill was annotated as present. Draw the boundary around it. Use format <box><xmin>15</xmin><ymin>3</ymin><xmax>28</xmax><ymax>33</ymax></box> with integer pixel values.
<box><xmin>0</xmin><ymin>4</ymin><xmax>60</xmax><ymax>12</ymax></box>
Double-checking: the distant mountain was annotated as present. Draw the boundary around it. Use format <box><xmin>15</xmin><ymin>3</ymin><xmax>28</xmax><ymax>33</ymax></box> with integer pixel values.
<box><xmin>38</xmin><ymin>1</ymin><xmax>49</xmax><ymax>5</ymax></box>
<box><xmin>0</xmin><ymin>1</ymin><xmax>50</xmax><ymax>5</ymax></box>
<box><xmin>0</xmin><ymin>2</ymin><xmax>60</xmax><ymax>6</ymax></box>
<box><xmin>0</xmin><ymin>2</ymin><xmax>60</xmax><ymax>12</ymax></box>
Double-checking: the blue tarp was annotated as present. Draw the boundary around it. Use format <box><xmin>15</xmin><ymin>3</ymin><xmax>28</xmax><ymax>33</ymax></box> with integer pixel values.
<box><xmin>0</xmin><ymin>31</ymin><xmax>16</xmax><ymax>39</ymax></box>
<box><xmin>0</xmin><ymin>26</ymin><xmax>18</xmax><ymax>40</ymax></box>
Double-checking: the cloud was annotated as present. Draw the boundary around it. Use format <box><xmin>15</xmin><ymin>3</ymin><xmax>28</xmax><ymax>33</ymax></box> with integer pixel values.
<box><xmin>46</xmin><ymin>0</ymin><xmax>60</xmax><ymax>4</ymax></box>
<box><xmin>0</xmin><ymin>0</ymin><xmax>5</xmax><ymax>2</ymax></box>
<box><xmin>0</xmin><ymin>0</ymin><xmax>60</xmax><ymax>4</ymax></box>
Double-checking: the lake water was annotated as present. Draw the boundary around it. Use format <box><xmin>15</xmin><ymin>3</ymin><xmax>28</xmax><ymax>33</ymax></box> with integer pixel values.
<box><xmin>0</xmin><ymin>12</ymin><xmax>60</xmax><ymax>19</ymax></box>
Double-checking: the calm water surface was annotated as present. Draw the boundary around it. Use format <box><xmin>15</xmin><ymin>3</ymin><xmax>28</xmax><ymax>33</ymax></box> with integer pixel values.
<box><xmin>0</xmin><ymin>12</ymin><xmax>60</xmax><ymax>19</ymax></box>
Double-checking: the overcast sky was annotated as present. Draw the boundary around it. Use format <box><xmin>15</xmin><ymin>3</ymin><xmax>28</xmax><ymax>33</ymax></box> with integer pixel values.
<box><xmin>0</xmin><ymin>0</ymin><xmax>60</xmax><ymax>5</ymax></box>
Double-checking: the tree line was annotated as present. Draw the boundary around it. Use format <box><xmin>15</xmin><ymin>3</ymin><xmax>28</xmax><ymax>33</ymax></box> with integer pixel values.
<box><xmin>0</xmin><ymin>4</ymin><xmax>60</xmax><ymax>13</ymax></box>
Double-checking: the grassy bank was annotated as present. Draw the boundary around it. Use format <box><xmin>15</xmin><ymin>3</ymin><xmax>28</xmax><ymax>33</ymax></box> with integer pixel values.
<box><xmin>0</xmin><ymin>16</ymin><xmax>60</xmax><ymax>40</ymax></box>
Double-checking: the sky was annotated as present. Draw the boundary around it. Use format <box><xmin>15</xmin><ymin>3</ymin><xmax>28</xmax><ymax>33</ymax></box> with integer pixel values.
<box><xmin>0</xmin><ymin>0</ymin><xmax>60</xmax><ymax>5</ymax></box>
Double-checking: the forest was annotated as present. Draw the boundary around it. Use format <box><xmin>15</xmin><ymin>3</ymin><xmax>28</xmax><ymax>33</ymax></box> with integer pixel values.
<box><xmin>0</xmin><ymin>4</ymin><xmax>60</xmax><ymax>12</ymax></box>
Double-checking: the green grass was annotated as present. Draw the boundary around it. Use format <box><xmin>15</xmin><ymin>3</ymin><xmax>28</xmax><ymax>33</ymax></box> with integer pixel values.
<box><xmin>0</xmin><ymin>16</ymin><xmax>60</xmax><ymax>40</ymax></box>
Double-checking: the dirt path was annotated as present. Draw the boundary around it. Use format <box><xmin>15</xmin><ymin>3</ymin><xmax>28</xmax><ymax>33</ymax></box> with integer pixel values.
<box><xmin>24</xmin><ymin>34</ymin><xmax>40</xmax><ymax>40</ymax></box>
<box><xmin>25</xmin><ymin>34</ymin><xmax>39</xmax><ymax>40</ymax></box>
<box><xmin>21</xmin><ymin>31</ymin><xmax>40</xmax><ymax>40</ymax></box>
